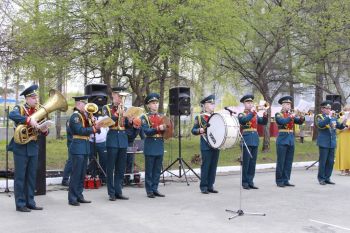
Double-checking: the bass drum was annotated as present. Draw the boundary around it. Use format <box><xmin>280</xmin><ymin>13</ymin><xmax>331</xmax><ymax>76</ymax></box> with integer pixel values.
<box><xmin>206</xmin><ymin>113</ymin><xmax>240</xmax><ymax>149</ymax></box>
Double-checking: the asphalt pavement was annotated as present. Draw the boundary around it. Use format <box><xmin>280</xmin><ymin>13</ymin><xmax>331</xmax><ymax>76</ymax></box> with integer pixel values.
<box><xmin>1</xmin><ymin>167</ymin><xmax>349</xmax><ymax>233</ymax></box>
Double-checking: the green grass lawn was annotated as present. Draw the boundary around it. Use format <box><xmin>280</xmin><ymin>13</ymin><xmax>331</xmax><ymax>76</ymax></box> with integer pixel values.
<box><xmin>0</xmin><ymin>136</ymin><xmax>319</xmax><ymax>171</ymax></box>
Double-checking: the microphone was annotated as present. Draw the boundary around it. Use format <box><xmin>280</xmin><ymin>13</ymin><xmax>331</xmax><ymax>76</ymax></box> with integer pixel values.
<box><xmin>224</xmin><ymin>107</ymin><xmax>236</xmax><ymax>115</ymax></box>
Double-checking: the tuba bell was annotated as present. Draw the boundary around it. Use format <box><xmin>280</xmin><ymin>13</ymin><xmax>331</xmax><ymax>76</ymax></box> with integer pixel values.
<box><xmin>14</xmin><ymin>89</ymin><xmax>68</xmax><ymax>144</ymax></box>
<box><xmin>84</xmin><ymin>103</ymin><xmax>99</xmax><ymax>114</ymax></box>
<box><xmin>84</xmin><ymin>102</ymin><xmax>99</xmax><ymax>126</ymax></box>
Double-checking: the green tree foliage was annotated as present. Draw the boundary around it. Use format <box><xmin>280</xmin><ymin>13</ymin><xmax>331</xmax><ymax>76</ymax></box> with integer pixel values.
<box><xmin>1</xmin><ymin>0</ymin><xmax>350</xmax><ymax>147</ymax></box>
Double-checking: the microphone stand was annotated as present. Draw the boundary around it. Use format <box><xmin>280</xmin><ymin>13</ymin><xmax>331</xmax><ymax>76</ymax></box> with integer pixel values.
<box><xmin>306</xmin><ymin>160</ymin><xmax>319</xmax><ymax>170</ymax></box>
<box><xmin>224</xmin><ymin>108</ymin><xmax>265</xmax><ymax>220</ymax></box>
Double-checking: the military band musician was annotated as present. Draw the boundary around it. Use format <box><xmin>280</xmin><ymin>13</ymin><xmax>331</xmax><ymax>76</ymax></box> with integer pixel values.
<box><xmin>8</xmin><ymin>85</ymin><xmax>49</xmax><ymax>212</ymax></box>
<box><xmin>238</xmin><ymin>94</ymin><xmax>268</xmax><ymax>190</ymax></box>
<box><xmin>191</xmin><ymin>95</ymin><xmax>220</xmax><ymax>194</ymax></box>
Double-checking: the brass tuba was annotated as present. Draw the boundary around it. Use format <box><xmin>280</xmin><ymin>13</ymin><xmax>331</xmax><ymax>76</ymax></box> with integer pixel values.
<box><xmin>14</xmin><ymin>89</ymin><xmax>68</xmax><ymax>144</ymax></box>
<box><xmin>85</xmin><ymin>103</ymin><xmax>99</xmax><ymax>115</ymax></box>
<box><xmin>84</xmin><ymin>102</ymin><xmax>98</xmax><ymax>126</ymax></box>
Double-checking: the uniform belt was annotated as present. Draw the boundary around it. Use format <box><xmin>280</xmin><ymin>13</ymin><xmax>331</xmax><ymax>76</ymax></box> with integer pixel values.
<box><xmin>148</xmin><ymin>134</ymin><xmax>163</xmax><ymax>138</ymax></box>
<box><xmin>73</xmin><ymin>135</ymin><xmax>90</xmax><ymax>140</ymax></box>
<box><xmin>242</xmin><ymin>128</ymin><xmax>257</xmax><ymax>132</ymax></box>
<box><xmin>110</xmin><ymin>126</ymin><xmax>125</xmax><ymax>130</ymax></box>
<box><xmin>279</xmin><ymin>129</ymin><xmax>293</xmax><ymax>133</ymax></box>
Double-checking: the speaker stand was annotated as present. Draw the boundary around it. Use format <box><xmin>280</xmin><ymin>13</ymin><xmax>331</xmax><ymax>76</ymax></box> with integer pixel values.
<box><xmin>161</xmin><ymin>115</ymin><xmax>200</xmax><ymax>185</ymax></box>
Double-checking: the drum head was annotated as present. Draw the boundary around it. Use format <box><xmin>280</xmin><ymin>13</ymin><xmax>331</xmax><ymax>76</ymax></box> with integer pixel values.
<box><xmin>206</xmin><ymin>113</ymin><xmax>240</xmax><ymax>149</ymax></box>
<box><xmin>206</xmin><ymin>114</ymin><xmax>227</xmax><ymax>149</ymax></box>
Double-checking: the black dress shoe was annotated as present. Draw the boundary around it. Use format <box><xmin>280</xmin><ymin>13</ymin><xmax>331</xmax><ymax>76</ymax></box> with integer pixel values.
<box><xmin>69</xmin><ymin>202</ymin><xmax>80</xmax><ymax>206</ymax></box>
<box><xmin>243</xmin><ymin>186</ymin><xmax>250</xmax><ymax>190</ymax></box>
<box><xmin>284</xmin><ymin>183</ymin><xmax>295</xmax><ymax>187</ymax></box>
<box><xmin>249</xmin><ymin>185</ymin><xmax>259</xmax><ymax>189</ymax></box>
<box><xmin>208</xmin><ymin>189</ymin><xmax>219</xmax><ymax>193</ymax></box>
<box><xmin>319</xmin><ymin>181</ymin><xmax>326</xmax><ymax>185</ymax></box>
<box><xmin>147</xmin><ymin>193</ymin><xmax>155</xmax><ymax>198</ymax></box>
<box><xmin>78</xmin><ymin>198</ymin><xmax>91</xmax><ymax>203</ymax></box>
<box><xmin>27</xmin><ymin>206</ymin><xmax>43</xmax><ymax>210</ymax></box>
<box><xmin>277</xmin><ymin>184</ymin><xmax>285</xmax><ymax>188</ymax></box>
<box><xmin>153</xmin><ymin>191</ymin><xmax>165</xmax><ymax>197</ymax></box>
<box><xmin>16</xmin><ymin>206</ymin><xmax>31</xmax><ymax>212</ymax></box>
<box><xmin>61</xmin><ymin>180</ymin><xmax>69</xmax><ymax>186</ymax></box>
<box><xmin>201</xmin><ymin>190</ymin><xmax>209</xmax><ymax>194</ymax></box>
<box><xmin>325</xmin><ymin>180</ymin><xmax>335</xmax><ymax>185</ymax></box>
<box><xmin>109</xmin><ymin>196</ymin><xmax>116</xmax><ymax>201</ymax></box>
<box><xmin>116</xmin><ymin>194</ymin><xmax>129</xmax><ymax>200</ymax></box>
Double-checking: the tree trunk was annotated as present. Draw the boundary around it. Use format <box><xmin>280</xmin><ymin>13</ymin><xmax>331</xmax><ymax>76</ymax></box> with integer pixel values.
<box><xmin>55</xmin><ymin>69</ymin><xmax>63</xmax><ymax>139</ymax></box>
<box><xmin>84</xmin><ymin>55</ymin><xmax>88</xmax><ymax>87</ymax></box>
<box><xmin>15</xmin><ymin>70</ymin><xmax>20</xmax><ymax>104</ymax></box>
<box><xmin>3</xmin><ymin>74</ymin><xmax>8</xmax><ymax>127</ymax></box>
<box><xmin>159</xmin><ymin>57</ymin><xmax>168</xmax><ymax>114</ymax></box>
<box><xmin>102</xmin><ymin>64</ymin><xmax>112</xmax><ymax>98</ymax></box>
<box><xmin>37</xmin><ymin>70</ymin><xmax>46</xmax><ymax>103</ymax></box>
<box><xmin>312</xmin><ymin>59</ymin><xmax>325</xmax><ymax>141</ymax></box>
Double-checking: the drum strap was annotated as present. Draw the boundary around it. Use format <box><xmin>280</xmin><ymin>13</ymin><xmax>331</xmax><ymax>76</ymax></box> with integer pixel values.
<box><xmin>198</xmin><ymin>115</ymin><xmax>204</xmax><ymax>129</ymax></box>
<box><xmin>198</xmin><ymin>114</ymin><xmax>209</xmax><ymax>129</ymax></box>
<box><xmin>198</xmin><ymin>114</ymin><xmax>211</xmax><ymax>145</ymax></box>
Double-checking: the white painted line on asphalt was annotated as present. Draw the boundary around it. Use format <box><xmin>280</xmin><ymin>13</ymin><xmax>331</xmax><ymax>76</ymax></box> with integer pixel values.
<box><xmin>310</xmin><ymin>219</ymin><xmax>350</xmax><ymax>231</ymax></box>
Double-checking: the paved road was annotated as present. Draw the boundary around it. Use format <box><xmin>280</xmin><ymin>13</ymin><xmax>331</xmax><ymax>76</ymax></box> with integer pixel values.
<box><xmin>1</xmin><ymin>167</ymin><xmax>349</xmax><ymax>233</ymax></box>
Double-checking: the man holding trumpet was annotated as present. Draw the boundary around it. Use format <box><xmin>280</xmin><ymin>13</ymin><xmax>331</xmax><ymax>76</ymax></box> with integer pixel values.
<box><xmin>315</xmin><ymin>100</ymin><xmax>348</xmax><ymax>185</ymax></box>
<box><xmin>103</xmin><ymin>87</ymin><xmax>136</xmax><ymax>201</ymax></box>
<box><xmin>238</xmin><ymin>95</ymin><xmax>268</xmax><ymax>190</ymax></box>
<box><xmin>275</xmin><ymin>96</ymin><xmax>304</xmax><ymax>188</ymax></box>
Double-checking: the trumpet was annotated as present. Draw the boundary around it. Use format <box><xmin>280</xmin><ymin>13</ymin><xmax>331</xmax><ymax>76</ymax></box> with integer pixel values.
<box><xmin>291</xmin><ymin>109</ymin><xmax>312</xmax><ymax>117</ymax></box>
<box><xmin>115</xmin><ymin>91</ymin><xmax>130</xmax><ymax>128</ymax></box>
<box><xmin>332</xmin><ymin>111</ymin><xmax>348</xmax><ymax>118</ymax></box>
<box><xmin>255</xmin><ymin>100</ymin><xmax>270</xmax><ymax>112</ymax></box>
